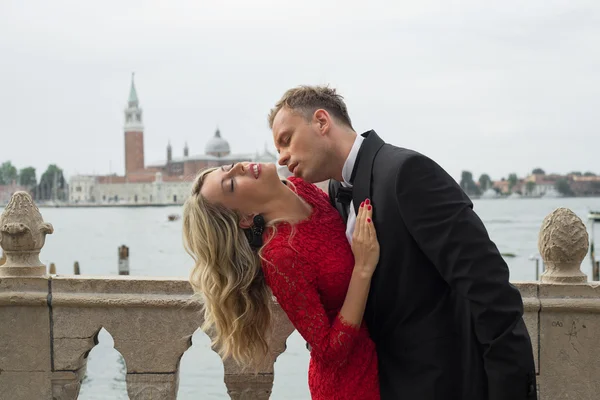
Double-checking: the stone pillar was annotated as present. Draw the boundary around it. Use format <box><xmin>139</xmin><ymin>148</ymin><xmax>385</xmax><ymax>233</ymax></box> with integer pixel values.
<box><xmin>537</xmin><ymin>207</ymin><xmax>600</xmax><ymax>400</ymax></box>
<box><xmin>218</xmin><ymin>303</ymin><xmax>295</xmax><ymax>399</ymax></box>
<box><xmin>538</xmin><ymin>207</ymin><xmax>588</xmax><ymax>284</ymax></box>
<box><xmin>0</xmin><ymin>191</ymin><xmax>54</xmax><ymax>399</ymax></box>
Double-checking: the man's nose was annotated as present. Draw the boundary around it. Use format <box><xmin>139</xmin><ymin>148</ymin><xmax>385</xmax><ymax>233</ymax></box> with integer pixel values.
<box><xmin>278</xmin><ymin>152</ymin><xmax>289</xmax><ymax>166</ymax></box>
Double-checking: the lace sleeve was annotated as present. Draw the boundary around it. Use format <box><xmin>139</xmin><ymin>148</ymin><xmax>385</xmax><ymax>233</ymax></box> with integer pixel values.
<box><xmin>262</xmin><ymin>245</ymin><xmax>361</xmax><ymax>365</ymax></box>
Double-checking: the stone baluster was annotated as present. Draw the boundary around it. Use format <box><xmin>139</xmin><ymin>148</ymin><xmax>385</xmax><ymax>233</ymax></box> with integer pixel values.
<box><xmin>50</xmin><ymin>276</ymin><xmax>202</xmax><ymax>400</ymax></box>
<box><xmin>0</xmin><ymin>192</ymin><xmax>54</xmax><ymax>399</ymax></box>
<box><xmin>218</xmin><ymin>303</ymin><xmax>295</xmax><ymax>399</ymax></box>
<box><xmin>537</xmin><ymin>207</ymin><xmax>600</xmax><ymax>399</ymax></box>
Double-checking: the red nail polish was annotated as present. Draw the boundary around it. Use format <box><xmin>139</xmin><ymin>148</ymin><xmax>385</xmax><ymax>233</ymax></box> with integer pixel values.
<box><xmin>360</xmin><ymin>201</ymin><xmax>365</xmax><ymax>207</ymax></box>
<box><xmin>367</xmin><ymin>218</ymin><xmax>371</xmax><ymax>223</ymax></box>
<box><xmin>365</xmin><ymin>199</ymin><xmax>370</xmax><ymax>205</ymax></box>
<box><xmin>368</xmin><ymin>206</ymin><xmax>372</xmax><ymax>211</ymax></box>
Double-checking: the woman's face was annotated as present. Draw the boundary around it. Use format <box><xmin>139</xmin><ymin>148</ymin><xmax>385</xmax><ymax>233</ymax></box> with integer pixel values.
<box><xmin>200</xmin><ymin>162</ymin><xmax>281</xmax><ymax>218</ymax></box>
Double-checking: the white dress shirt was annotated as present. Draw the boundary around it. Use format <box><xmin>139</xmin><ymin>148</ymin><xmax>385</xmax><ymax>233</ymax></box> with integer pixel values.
<box><xmin>341</xmin><ymin>134</ymin><xmax>365</xmax><ymax>244</ymax></box>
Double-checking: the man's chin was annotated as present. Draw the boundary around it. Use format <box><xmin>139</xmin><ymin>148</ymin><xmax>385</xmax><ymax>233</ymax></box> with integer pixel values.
<box><xmin>294</xmin><ymin>171</ymin><xmax>319</xmax><ymax>183</ymax></box>
<box><xmin>294</xmin><ymin>173</ymin><xmax>307</xmax><ymax>181</ymax></box>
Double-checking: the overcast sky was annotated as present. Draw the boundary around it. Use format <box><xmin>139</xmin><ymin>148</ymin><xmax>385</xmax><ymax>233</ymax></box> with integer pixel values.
<box><xmin>1</xmin><ymin>0</ymin><xmax>598</xmax><ymax>182</ymax></box>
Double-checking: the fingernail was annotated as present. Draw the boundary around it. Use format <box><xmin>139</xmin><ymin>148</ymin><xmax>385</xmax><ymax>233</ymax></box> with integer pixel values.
<box><xmin>367</xmin><ymin>218</ymin><xmax>371</xmax><ymax>223</ymax></box>
<box><xmin>365</xmin><ymin>199</ymin><xmax>370</xmax><ymax>205</ymax></box>
<box><xmin>368</xmin><ymin>206</ymin><xmax>372</xmax><ymax>211</ymax></box>
<box><xmin>360</xmin><ymin>201</ymin><xmax>365</xmax><ymax>207</ymax></box>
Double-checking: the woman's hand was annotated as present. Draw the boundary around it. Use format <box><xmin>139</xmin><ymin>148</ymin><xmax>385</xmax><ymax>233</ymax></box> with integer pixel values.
<box><xmin>351</xmin><ymin>199</ymin><xmax>380</xmax><ymax>279</ymax></box>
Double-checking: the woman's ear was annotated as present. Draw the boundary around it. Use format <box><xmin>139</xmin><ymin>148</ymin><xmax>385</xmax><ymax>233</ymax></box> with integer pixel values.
<box><xmin>239</xmin><ymin>214</ymin><xmax>255</xmax><ymax>229</ymax></box>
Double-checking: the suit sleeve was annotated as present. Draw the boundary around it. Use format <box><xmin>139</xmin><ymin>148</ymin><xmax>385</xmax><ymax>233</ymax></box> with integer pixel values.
<box><xmin>394</xmin><ymin>154</ymin><xmax>536</xmax><ymax>400</ymax></box>
<box><xmin>262</xmin><ymin>244</ymin><xmax>361</xmax><ymax>365</ymax></box>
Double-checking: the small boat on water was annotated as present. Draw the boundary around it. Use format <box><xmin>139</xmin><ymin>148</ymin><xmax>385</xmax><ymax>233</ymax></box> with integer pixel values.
<box><xmin>167</xmin><ymin>214</ymin><xmax>180</xmax><ymax>222</ymax></box>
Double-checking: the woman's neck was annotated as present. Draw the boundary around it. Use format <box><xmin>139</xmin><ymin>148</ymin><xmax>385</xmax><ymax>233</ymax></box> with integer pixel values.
<box><xmin>262</xmin><ymin>180</ymin><xmax>312</xmax><ymax>225</ymax></box>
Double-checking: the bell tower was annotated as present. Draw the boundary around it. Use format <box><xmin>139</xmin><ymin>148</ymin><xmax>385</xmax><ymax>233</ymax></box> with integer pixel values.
<box><xmin>124</xmin><ymin>73</ymin><xmax>145</xmax><ymax>175</ymax></box>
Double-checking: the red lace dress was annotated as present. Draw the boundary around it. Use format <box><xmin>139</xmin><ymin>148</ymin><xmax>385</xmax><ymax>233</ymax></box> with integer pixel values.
<box><xmin>261</xmin><ymin>177</ymin><xmax>380</xmax><ymax>400</ymax></box>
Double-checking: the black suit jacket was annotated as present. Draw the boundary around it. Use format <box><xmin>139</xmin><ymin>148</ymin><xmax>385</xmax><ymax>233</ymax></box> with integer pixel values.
<box><xmin>328</xmin><ymin>130</ymin><xmax>537</xmax><ymax>400</ymax></box>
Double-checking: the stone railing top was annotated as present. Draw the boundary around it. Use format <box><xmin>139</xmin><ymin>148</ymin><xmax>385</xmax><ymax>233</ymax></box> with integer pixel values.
<box><xmin>538</xmin><ymin>207</ymin><xmax>589</xmax><ymax>284</ymax></box>
<box><xmin>0</xmin><ymin>191</ymin><xmax>53</xmax><ymax>277</ymax></box>
<box><xmin>50</xmin><ymin>276</ymin><xmax>200</xmax><ymax>308</ymax></box>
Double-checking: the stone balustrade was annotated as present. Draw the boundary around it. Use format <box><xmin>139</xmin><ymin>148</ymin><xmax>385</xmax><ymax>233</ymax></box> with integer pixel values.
<box><xmin>1</xmin><ymin>193</ymin><xmax>600</xmax><ymax>400</ymax></box>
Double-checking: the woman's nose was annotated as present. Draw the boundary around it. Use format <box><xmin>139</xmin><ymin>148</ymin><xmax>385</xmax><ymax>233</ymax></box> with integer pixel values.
<box><xmin>232</xmin><ymin>162</ymin><xmax>247</xmax><ymax>175</ymax></box>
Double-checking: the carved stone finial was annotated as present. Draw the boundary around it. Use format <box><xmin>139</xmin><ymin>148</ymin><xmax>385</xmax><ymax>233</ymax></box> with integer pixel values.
<box><xmin>538</xmin><ymin>207</ymin><xmax>588</xmax><ymax>283</ymax></box>
<box><xmin>0</xmin><ymin>191</ymin><xmax>53</xmax><ymax>277</ymax></box>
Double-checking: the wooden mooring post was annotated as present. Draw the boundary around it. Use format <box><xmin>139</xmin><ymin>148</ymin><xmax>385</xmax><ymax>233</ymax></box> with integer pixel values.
<box><xmin>118</xmin><ymin>245</ymin><xmax>130</xmax><ymax>275</ymax></box>
<box><xmin>49</xmin><ymin>263</ymin><xmax>56</xmax><ymax>274</ymax></box>
<box><xmin>588</xmin><ymin>212</ymin><xmax>599</xmax><ymax>281</ymax></box>
<box><xmin>73</xmin><ymin>261</ymin><xmax>80</xmax><ymax>275</ymax></box>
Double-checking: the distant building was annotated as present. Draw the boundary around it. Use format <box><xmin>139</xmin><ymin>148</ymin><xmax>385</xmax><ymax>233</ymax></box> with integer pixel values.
<box><xmin>69</xmin><ymin>74</ymin><xmax>276</xmax><ymax>204</ymax></box>
<box><xmin>523</xmin><ymin>173</ymin><xmax>561</xmax><ymax>197</ymax></box>
<box><xmin>492</xmin><ymin>174</ymin><xmax>558</xmax><ymax>197</ymax></box>
<box><xmin>146</xmin><ymin>127</ymin><xmax>258</xmax><ymax>179</ymax></box>
<box><xmin>568</xmin><ymin>174</ymin><xmax>600</xmax><ymax>196</ymax></box>
<box><xmin>492</xmin><ymin>179</ymin><xmax>523</xmax><ymax>195</ymax></box>
<box><xmin>0</xmin><ymin>181</ymin><xmax>28</xmax><ymax>205</ymax></box>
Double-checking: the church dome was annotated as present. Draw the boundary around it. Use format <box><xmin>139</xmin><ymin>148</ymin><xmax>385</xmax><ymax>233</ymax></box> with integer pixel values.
<box><xmin>205</xmin><ymin>128</ymin><xmax>230</xmax><ymax>157</ymax></box>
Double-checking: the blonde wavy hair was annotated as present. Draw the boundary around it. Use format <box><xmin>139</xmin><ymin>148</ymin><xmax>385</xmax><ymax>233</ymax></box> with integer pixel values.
<box><xmin>182</xmin><ymin>167</ymin><xmax>275</xmax><ymax>368</ymax></box>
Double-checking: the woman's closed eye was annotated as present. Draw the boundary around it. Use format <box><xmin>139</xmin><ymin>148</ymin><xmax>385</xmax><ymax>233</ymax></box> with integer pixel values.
<box><xmin>219</xmin><ymin>164</ymin><xmax>235</xmax><ymax>192</ymax></box>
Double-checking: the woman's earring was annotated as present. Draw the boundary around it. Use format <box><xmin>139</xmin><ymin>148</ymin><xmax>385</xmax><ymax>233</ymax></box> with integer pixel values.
<box><xmin>244</xmin><ymin>214</ymin><xmax>265</xmax><ymax>249</ymax></box>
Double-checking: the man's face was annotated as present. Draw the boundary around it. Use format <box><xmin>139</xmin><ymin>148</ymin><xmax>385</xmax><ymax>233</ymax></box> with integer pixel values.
<box><xmin>271</xmin><ymin>107</ymin><xmax>332</xmax><ymax>183</ymax></box>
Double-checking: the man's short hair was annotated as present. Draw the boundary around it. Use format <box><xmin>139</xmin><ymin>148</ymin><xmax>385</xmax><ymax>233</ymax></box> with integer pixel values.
<box><xmin>268</xmin><ymin>85</ymin><xmax>353</xmax><ymax>130</ymax></box>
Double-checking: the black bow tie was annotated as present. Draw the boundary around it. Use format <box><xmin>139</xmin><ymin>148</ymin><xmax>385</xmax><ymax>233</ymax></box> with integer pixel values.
<box><xmin>336</xmin><ymin>186</ymin><xmax>353</xmax><ymax>206</ymax></box>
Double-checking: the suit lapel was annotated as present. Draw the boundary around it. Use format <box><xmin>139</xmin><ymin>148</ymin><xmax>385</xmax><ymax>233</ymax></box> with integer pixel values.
<box><xmin>352</xmin><ymin>130</ymin><xmax>385</xmax><ymax>215</ymax></box>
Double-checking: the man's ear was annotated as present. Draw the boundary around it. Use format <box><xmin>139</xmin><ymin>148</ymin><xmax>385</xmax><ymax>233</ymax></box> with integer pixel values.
<box><xmin>314</xmin><ymin>109</ymin><xmax>330</xmax><ymax>135</ymax></box>
<box><xmin>239</xmin><ymin>214</ymin><xmax>255</xmax><ymax>229</ymax></box>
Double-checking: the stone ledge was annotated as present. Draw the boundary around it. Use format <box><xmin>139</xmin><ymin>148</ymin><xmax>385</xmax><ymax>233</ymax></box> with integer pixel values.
<box><xmin>51</xmin><ymin>275</ymin><xmax>194</xmax><ymax>295</ymax></box>
<box><xmin>50</xmin><ymin>293</ymin><xmax>201</xmax><ymax>308</ymax></box>
<box><xmin>0</xmin><ymin>276</ymin><xmax>49</xmax><ymax>306</ymax></box>
<box><xmin>0</xmin><ymin>291</ymin><xmax>48</xmax><ymax>306</ymax></box>
<box><xmin>540</xmin><ymin>299</ymin><xmax>600</xmax><ymax>312</ymax></box>
<box><xmin>514</xmin><ymin>282</ymin><xmax>540</xmax><ymax>298</ymax></box>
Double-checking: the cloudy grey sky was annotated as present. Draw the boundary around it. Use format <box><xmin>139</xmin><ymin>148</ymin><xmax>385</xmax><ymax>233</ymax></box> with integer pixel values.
<box><xmin>1</xmin><ymin>0</ymin><xmax>598</xmax><ymax>182</ymax></box>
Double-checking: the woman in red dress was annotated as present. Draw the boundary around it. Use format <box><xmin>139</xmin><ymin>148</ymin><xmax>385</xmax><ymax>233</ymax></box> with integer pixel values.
<box><xmin>182</xmin><ymin>161</ymin><xmax>380</xmax><ymax>400</ymax></box>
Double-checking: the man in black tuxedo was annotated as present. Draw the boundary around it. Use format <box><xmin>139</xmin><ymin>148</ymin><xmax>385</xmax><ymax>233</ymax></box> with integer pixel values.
<box><xmin>269</xmin><ymin>85</ymin><xmax>537</xmax><ymax>400</ymax></box>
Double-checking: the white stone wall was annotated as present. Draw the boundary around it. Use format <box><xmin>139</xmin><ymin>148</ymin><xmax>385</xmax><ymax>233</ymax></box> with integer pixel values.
<box><xmin>533</xmin><ymin>183</ymin><xmax>559</xmax><ymax>197</ymax></box>
<box><xmin>93</xmin><ymin>182</ymin><xmax>151</xmax><ymax>204</ymax></box>
<box><xmin>69</xmin><ymin>176</ymin><xmax>97</xmax><ymax>203</ymax></box>
<box><xmin>92</xmin><ymin>181</ymin><xmax>191</xmax><ymax>204</ymax></box>
<box><xmin>69</xmin><ymin>174</ymin><xmax>193</xmax><ymax>205</ymax></box>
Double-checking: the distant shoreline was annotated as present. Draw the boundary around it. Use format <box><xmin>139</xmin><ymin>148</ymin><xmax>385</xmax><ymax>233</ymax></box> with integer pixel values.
<box><xmin>3</xmin><ymin>195</ymin><xmax>600</xmax><ymax>210</ymax></box>
<box><xmin>35</xmin><ymin>203</ymin><xmax>183</xmax><ymax>209</ymax></box>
